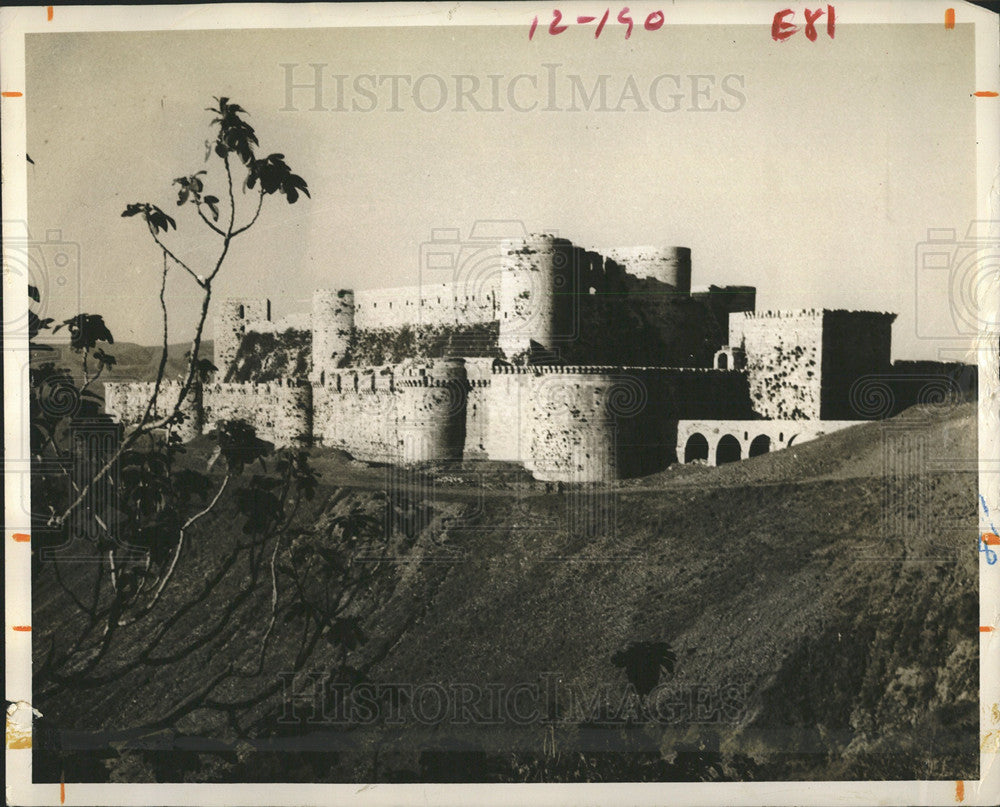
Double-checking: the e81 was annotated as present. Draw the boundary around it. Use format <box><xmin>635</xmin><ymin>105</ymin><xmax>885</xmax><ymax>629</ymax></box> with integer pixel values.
<box><xmin>772</xmin><ymin>5</ymin><xmax>836</xmax><ymax>41</ymax></box>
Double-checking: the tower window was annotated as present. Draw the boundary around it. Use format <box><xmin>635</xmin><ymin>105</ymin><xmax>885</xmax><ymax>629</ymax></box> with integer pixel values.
<box><xmin>238</xmin><ymin>305</ymin><xmax>245</xmax><ymax>318</ymax></box>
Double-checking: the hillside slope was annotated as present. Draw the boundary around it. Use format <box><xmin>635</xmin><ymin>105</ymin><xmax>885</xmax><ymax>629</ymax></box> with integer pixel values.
<box><xmin>31</xmin><ymin>403</ymin><xmax>978</xmax><ymax>783</ymax></box>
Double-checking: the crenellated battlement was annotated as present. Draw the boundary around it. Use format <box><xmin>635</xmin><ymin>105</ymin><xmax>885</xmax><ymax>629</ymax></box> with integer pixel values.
<box><xmin>738</xmin><ymin>308</ymin><xmax>896</xmax><ymax>320</ymax></box>
<box><xmin>485</xmin><ymin>364</ymin><xmax>738</xmax><ymax>375</ymax></box>
<box><xmin>205</xmin><ymin>377</ymin><xmax>311</xmax><ymax>392</ymax></box>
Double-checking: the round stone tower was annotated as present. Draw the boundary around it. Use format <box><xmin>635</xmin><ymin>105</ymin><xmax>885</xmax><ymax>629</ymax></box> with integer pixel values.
<box><xmin>605</xmin><ymin>246</ymin><xmax>691</xmax><ymax>294</ymax></box>
<box><xmin>396</xmin><ymin>358</ymin><xmax>469</xmax><ymax>462</ymax></box>
<box><xmin>311</xmin><ymin>289</ymin><xmax>355</xmax><ymax>383</ymax></box>
<box><xmin>498</xmin><ymin>234</ymin><xmax>576</xmax><ymax>362</ymax></box>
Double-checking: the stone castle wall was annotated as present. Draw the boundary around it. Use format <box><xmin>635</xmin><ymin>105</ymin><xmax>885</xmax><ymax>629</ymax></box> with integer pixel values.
<box><xmin>353</xmin><ymin>280</ymin><xmax>500</xmax><ymax>331</ymax></box>
<box><xmin>103</xmin><ymin>380</ymin><xmax>202</xmax><ymax>441</ymax></box>
<box><xmin>102</xmin><ymin>235</ymin><xmax>903</xmax><ymax>483</ymax></box>
<box><xmin>465</xmin><ymin>365</ymin><xmax>751</xmax><ymax>480</ymax></box>
<box><xmin>344</xmin><ymin>236</ymin><xmax>705</xmax><ymax>365</ymax></box>
<box><xmin>313</xmin><ymin>359</ymin><xmax>468</xmax><ymax>463</ymax></box>
<box><xmin>601</xmin><ymin>246</ymin><xmax>691</xmax><ymax>291</ymax></box>
<box><xmin>245</xmin><ymin>312</ymin><xmax>310</xmax><ymax>336</ymax></box>
<box><xmin>202</xmin><ymin>379</ymin><xmax>312</xmax><ymax>447</ymax></box>
<box><xmin>312</xmin><ymin>289</ymin><xmax>355</xmax><ymax>383</ymax></box>
<box><xmin>820</xmin><ymin>310</ymin><xmax>896</xmax><ymax>419</ymax></box>
<box><xmin>729</xmin><ymin>309</ymin><xmax>897</xmax><ymax>422</ymax></box>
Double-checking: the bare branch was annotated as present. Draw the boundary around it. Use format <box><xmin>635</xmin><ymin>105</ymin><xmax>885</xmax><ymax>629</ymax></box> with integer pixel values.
<box><xmin>136</xmin><ymin>251</ymin><xmax>172</xmax><ymax>428</ymax></box>
<box><xmin>146</xmin><ymin>222</ymin><xmax>207</xmax><ymax>289</ymax></box>
<box><xmin>118</xmin><ymin>473</ymin><xmax>231</xmax><ymax>626</ymax></box>
<box><xmin>197</xmin><ymin>202</ymin><xmax>226</xmax><ymax>236</ymax></box>
<box><xmin>231</xmin><ymin>187</ymin><xmax>264</xmax><ymax>237</ymax></box>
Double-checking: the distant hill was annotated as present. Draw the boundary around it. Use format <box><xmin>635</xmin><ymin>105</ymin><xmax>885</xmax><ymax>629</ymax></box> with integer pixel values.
<box><xmin>32</xmin><ymin>340</ymin><xmax>214</xmax><ymax>392</ymax></box>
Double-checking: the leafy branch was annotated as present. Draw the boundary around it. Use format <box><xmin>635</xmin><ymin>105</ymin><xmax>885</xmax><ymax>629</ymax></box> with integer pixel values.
<box><xmin>53</xmin><ymin>96</ymin><xmax>310</xmax><ymax>529</ymax></box>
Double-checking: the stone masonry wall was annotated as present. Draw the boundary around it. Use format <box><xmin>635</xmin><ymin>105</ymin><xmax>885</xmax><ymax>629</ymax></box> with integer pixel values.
<box><xmin>214</xmin><ymin>298</ymin><xmax>271</xmax><ymax>376</ymax></box>
<box><xmin>820</xmin><ymin>310</ymin><xmax>896</xmax><ymax>419</ymax></box>
<box><xmin>313</xmin><ymin>359</ymin><xmax>468</xmax><ymax>462</ymax></box>
<box><xmin>353</xmin><ymin>280</ymin><xmax>500</xmax><ymax>331</ymax></box>
<box><xmin>202</xmin><ymin>379</ymin><xmax>312</xmax><ymax>447</ymax></box>
<box><xmin>731</xmin><ymin>310</ymin><xmax>824</xmax><ymax>420</ymax></box>
<box><xmin>103</xmin><ymin>380</ymin><xmax>202</xmax><ymax>441</ymax></box>
<box><xmin>312</xmin><ymin>289</ymin><xmax>355</xmax><ymax>383</ymax></box>
<box><xmin>463</xmin><ymin>365</ymin><xmax>751</xmax><ymax>481</ymax></box>
<box><xmin>245</xmin><ymin>312</ymin><xmax>310</xmax><ymax>335</ymax></box>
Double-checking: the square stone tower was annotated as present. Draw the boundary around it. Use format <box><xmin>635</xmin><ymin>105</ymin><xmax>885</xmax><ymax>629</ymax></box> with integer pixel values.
<box><xmin>730</xmin><ymin>309</ymin><xmax>896</xmax><ymax>420</ymax></box>
<box><xmin>214</xmin><ymin>298</ymin><xmax>271</xmax><ymax>377</ymax></box>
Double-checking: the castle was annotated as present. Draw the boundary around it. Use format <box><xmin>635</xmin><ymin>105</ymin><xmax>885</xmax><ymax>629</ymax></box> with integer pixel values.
<box><xmin>105</xmin><ymin>233</ymin><xmax>901</xmax><ymax>482</ymax></box>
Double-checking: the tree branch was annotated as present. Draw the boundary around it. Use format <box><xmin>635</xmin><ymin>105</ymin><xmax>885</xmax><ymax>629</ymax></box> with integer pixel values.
<box><xmin>146</xmin><ymin>223</ymin><xmax>207</xmax><ymax>289</ymax></box>
<box><xmin>197</xmin><ymin>202</ymin><xmax>226</xmax><ymax>236</ymax></box>
<box><xmin>136</xmin><ymin>251</ymin><xmax>172</xmax><ymax>428</ymax></box>
<box><xmin>231</xmin><ymin>187</ymin><xmax>264</xmax><ymax>237</ymax></box>
<box><xmin>118</xmin><ymin>473</ymin><xmax>231</xmax><ymax>626</ymax></box>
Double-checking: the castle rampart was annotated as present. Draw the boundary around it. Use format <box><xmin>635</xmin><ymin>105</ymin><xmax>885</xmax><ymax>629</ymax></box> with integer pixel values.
<box><xmin>245</xmin><ymin>312</ymin><xmax>310</xmax><ymax>336</ymax></box>
<box><xmin>103</xmin><ymin>232</ymin><xmax>910</xmax><ymax>484</ymax></box>
<box><xmin>729</xmin><ymin>309</ymin><xmax>896</xmax><ymax>421</ymax></box>
<box><xmin>497</xmin><ymin>234</ymin><xmax>577</xmax><ymax>360</ymax></box>
<box><xmin>104</xmin><ymin>380</ymin><xmax>202</xmax><ymax>442</ymax></box>
<box><xmin>202</xmin><ymin>379</ymin><xmax>312</xmax><ymax>447</ymax></box>
<box><xmin>353</xmin><ymin>281</ymin><xmax>499</xmax><ymax>332</ymax></box>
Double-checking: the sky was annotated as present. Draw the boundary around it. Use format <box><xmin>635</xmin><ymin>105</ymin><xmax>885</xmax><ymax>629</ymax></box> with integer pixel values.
<box><xmin>25</xmin><ymin>22</ymin><xmax>978</xmax><ymax>360</ymax></box>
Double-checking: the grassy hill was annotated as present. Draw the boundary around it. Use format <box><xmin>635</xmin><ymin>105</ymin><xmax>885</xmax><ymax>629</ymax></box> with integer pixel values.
<box><xmin>31</xmin><ymin>402</ymin><xmax>978</xmax><ymax>783</ymax></box>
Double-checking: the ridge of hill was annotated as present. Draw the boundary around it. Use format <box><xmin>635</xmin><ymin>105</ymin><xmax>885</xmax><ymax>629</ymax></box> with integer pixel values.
<box><xmin>32</xmin><ymin>339</ymin><xmax>213</xmax><ymax>389</ymax></box>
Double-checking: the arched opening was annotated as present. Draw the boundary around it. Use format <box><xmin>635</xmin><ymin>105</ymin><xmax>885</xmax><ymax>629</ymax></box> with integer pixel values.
<box><xmin>684</xmin><ymin>433</ymin><xmax>709</xmax><ymax>463</ymax></box>
<box><xmin>717</xmin><ymin>352</ymin><xmax>728</xmax><ymax>370</ymax></box>
<box><xmin>749</xmin><ymin>434</ymin><xmax>771</xmax><ymax>458</ymax></box>
<box><xmin>716</xmin><ymin>434</ymin><xmax>741</xmax><ymax>465</ymax></box>
<box><xmin>238</xmin><ymin>304</ymin><xmax>245</xmax><ymax>318</ymax></box>
<box><xmin>787</xmin><ymin>435</ymin><xmax>798</xmax><ymax>447</ymax></box>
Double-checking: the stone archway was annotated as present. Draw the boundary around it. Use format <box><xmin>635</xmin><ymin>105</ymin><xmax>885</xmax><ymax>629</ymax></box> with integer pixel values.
<box><xmin>716</xmin><ymin>434</ymin><xmax>741</xmax><ymax>465</ymax></box>
<box><xmin>748</xmin><ymin>434</ymin><xmax>771</xmax><ymax>458</ymax></box>
<box><xmin>684</xmin><ymin>433</ymin><xmax>709</xmax><ymax>463</ymax></box>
